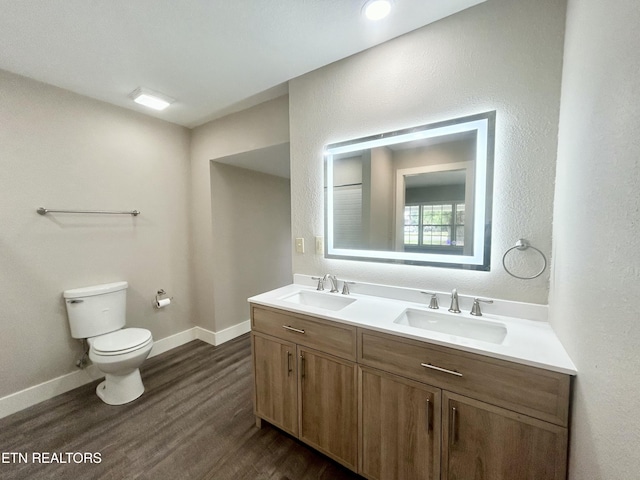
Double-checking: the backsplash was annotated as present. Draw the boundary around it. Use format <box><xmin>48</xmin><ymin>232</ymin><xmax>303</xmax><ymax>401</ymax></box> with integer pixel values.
<box><xmin>293</xmin><ymin>274</ymin><xmax>548</xmax><ymax>322</ymax></box>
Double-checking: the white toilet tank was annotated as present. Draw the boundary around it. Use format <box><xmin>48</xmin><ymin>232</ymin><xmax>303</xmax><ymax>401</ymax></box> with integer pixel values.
<box><xmin>63</xmin><ymin>281</ymin><xmax>128</xmax><ymax>339</ymax></box>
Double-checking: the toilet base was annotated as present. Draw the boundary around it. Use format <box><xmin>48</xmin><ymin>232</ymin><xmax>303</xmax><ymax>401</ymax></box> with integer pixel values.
<box><xmin>96</xmin><ymin>369</ymin><xmax>145</xmax><ymax>405</ymax></box>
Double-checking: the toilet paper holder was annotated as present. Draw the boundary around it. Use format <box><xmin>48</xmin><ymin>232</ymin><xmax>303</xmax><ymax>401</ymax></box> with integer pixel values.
<box><xmin>155</xmin><ymin>289</ymin><xmax>173</xmax><ymax>308</ymax></box>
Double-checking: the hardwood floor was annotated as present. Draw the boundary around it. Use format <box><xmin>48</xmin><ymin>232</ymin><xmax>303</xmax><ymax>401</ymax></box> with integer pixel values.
<box><xmin>0</xmin><ymin>335</ymin><xmax>362</xmax><ymax>480</ymax></box>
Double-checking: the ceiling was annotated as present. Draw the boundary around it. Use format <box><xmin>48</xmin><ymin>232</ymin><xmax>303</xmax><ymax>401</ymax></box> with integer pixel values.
<box><xmin>213</xmin><ymin>142</ymin><xmax>291</xmax><ymax>178</ymax></box>
<box><xmin>0</xmin><ymin>0</ymin><xmax>484</xmax><ymax>128</ymax></box>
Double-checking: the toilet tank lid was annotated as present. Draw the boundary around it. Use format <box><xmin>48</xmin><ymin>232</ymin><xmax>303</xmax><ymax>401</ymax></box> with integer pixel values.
<box><xmin>63</xmin><ymin>281</ymin><xmax>128</xmax><ymax>299</ymax></box>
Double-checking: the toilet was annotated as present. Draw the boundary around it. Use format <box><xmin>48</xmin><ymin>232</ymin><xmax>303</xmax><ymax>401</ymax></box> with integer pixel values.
<box><xmin>63</xmin><ymin>281</ymin><xmax>153</xmax><ymax>405</ymax></box>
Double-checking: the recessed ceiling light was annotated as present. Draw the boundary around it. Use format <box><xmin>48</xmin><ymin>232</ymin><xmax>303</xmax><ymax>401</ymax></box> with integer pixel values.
<box><xmin>129</xmin><ymin>87</ymin><xmax>175</xmax><ymax>111</ymax></box>
<box><xmin>362</xmin><ymin>0</ymin><xmax>393</xmax><ymax>21</ymax></box>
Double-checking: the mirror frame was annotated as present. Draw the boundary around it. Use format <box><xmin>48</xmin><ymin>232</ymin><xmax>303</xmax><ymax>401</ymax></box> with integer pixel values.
<box><xmin>324</xmin><ymin>110</ymin><xmax>495</xmax><ymax>270</ymax></box>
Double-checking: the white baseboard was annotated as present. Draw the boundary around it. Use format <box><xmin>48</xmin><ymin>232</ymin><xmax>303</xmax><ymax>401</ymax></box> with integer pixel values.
<box><xmin>196</xmin><ymin>320</ymin><xmax>251</xmax><ymax>346</ymax></box>
<box><xmin>149</xmin><ymin>328</ymin><xmax>197</xmax><ymax>358</ymax></box>
<box><xmin>0</xmin><ymin>365</ymin><xmax>104</xmax><ymax>421</ymax></box>
<box><xmin>0</xmin><ymin>321</ymin><xmax>250</xmax><ymax>419</ymax></box>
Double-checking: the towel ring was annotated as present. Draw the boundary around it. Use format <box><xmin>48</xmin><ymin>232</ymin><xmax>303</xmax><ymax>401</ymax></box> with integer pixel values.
<box><xmin>502</xmin><ymin>239</ymin><xmax>547</xmax><ymax>280</ymax></box>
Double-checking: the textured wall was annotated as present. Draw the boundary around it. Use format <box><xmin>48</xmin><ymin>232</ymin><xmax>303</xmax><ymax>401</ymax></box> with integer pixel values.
<box><xmin>0</xmin><ymin>70</ymin><xmax>193</xmax><ymax>398</ymax></box>
<box><xmin>210</xmin><ymin>163</ymin><xmax>291</xmax><ymax>331</ymax></box>
<box><xmin>550</xmin><ymin>0</ymin><xmax>640</xmax><ymax>478</ymax></box>
<box><xmin>289</xmin><ymin>0</ymin><xmax>567</xmax><ymax>304</ymax></box>
<box><xmin>189</xmin><ymin>96</ymin><xmax>290</xmax><ymax>331</ymax></box>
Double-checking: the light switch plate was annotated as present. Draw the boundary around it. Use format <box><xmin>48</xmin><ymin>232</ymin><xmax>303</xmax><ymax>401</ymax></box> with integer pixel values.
<box><xmin>315</xmin><ymin>236</ymin><xmax>323</xmax><ymax>254</ymax></box>
<box><xmin>295</xmin><ymin>237</ymin><xmax>305</xmax><ymax>254</ymax></box>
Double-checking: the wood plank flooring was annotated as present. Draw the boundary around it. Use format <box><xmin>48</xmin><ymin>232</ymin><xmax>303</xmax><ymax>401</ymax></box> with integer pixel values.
<box><xmin>0</xmin><ymin>335</ymin><xmax>363</xmax><ymax>480</ymax></box>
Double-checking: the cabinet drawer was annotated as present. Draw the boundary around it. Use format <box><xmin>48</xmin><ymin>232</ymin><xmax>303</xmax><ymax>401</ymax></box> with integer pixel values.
<box><xmin>252</xmin><ymin>306</ymin><xmax>356</xmax><ymax>361</ymax></box>
<box><xmin>358</xmin><ymin>328</ymin><xmax>570</xmax><ymax>426</ymax></box>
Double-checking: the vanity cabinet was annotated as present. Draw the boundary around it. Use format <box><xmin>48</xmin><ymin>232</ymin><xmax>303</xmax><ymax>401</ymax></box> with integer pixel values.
<box><xmin>251</xmin><ymin>305</ymin><xmax>358</xmax><ymax>470</ymax></box>
<box><xmin>358</xmin><ymin>328</ymin><xmax>570</xmax><ymax>480</ymax></box>
<box><xmin>359</xmin><ymin>367</ymin><xmax>441</xmax><ymax>480</ymax></box>
<box><xmin>298</xmin><ymin>347</ymin><xmax>358</xmax><ymax>470</ymax></box>
<box><xmin>442</xmin><ymin>391</ymin><xmax>568</xmax><ymax>480</ymax></box>
<box><xmin>252</xmin><ymin>333</ymin><xmax>298</xmax><ymax>436</ymax></box>
<box><xmin>251</xmin><ymin>304</ymin><xmax>572</xmax><ymax>479</ymax></box>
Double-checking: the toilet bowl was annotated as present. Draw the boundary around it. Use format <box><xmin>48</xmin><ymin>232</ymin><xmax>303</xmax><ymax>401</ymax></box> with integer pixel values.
<box><xmin>88</xmin><ymin>328</ymin><xmax>153</xmax><ymax>405</ymax></box>
<box><xmin>63</xmin><ymin>281</ymin><xmax>154</xmax><ymax>406</ymax></box>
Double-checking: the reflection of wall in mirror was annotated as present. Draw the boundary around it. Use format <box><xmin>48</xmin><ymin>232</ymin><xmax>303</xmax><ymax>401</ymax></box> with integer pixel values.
<box><xmin>369</xmin><ymin>147</ymin><xmax>394</xmax><ymax>250</ymax></box>
<box><xmin>405</xmin><ymin>183</ymin><xmax>465</xmax><ymax>204</ymax></box>
<box><xmin>333</xmin><ymin>148</ymin><xmax>395</xmax><ymax>251</ymax></box>
<box><xmin>393</xmin><ymin>138</ymin><xmax>475</xmax><ymax>170</ymax></box>
<box><xmin>332</xmin><ymin>153</ymin><xmax>365</xmax><ymax>249</ymax></box>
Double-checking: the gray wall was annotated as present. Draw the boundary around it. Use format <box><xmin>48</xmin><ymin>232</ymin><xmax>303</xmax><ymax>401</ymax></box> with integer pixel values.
<box><xmin>0</xmin><ymin>69</ymin><xmax>193</xmax><ymax>398</ymax></box>
<box><xmin>405</xmin><ymin>185</ymin><xmax>466</xmax><ymax>204</ymax></box>
<box><xmin>289</xmin><ymin>0</ymin><xmax>567</xmax><ymax>303</ymax></box>
<box><xmin>210</xmin><ymin>163</ymin><xmax>292</xmax><ymax>331</ymax></box>
<box><xmin>189</xmin><ymin>96</ymin><xmax>290</xmax><ymax>331</ymax></box>
<box><xmin>368</xmin><ymin>147</ymin><xmax>394</xmax><ymax>250</ymax></box>
<box><xmin>550</xmin><ymin>0</ymin><xmax>640</xmax><ymax>478</ymax></box>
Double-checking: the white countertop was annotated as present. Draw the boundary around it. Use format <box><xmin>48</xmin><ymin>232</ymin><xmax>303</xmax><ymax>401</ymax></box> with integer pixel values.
<box><xmin>248</xmin><ymin>280</ymin><xmax>577</xmax><ymax>376</ymax></box>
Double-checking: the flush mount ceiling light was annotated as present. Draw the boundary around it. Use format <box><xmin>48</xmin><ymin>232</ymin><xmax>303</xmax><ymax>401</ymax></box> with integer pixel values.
<box><xmin>129</xmin><ymin>87</ymin><xmax>175</xmax><ymax>111</ymax></box>
<box><xmin>362</xmin><ymin>0</ymin><xmax>393</xmax><ymax>21</ymax></box>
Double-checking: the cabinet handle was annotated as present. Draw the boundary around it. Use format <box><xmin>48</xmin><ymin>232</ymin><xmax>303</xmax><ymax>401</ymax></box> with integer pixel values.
<box><xmin>426</xmin><ymin>398</ymin><xmax>431</xmax><ymax>433</ymax></box>
<box><xmin>283</xmin><ymin>325</ymin><xmax>305</xmax><ymax>334</ymax></box>
<box><xmin>300</xmin><ymin>353</ymin><xmax>305</xmax><ymax>378</ymax></box>
<box><xmin>450</xmin><ymin>406</ymin><xmax>458</xmax><ymax>446</ymax></box>
<box><xmin>420</xmin><ymin>362</ymin><xmax>463</xmax><ymax>377</ymax></box>
<box><xmin>287</xmin><ymin>350</ymin><xmax>292</xmax><ymax>376</ymax></box>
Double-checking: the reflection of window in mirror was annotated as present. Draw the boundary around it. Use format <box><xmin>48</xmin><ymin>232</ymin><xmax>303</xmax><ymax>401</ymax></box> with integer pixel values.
<box><xmin>402</xmin><ymin>168</ymin><xmax>467</xmax><ymax>255</ymax></box>
<box><xmin>404</xmin><ymin>202</ymin><xmax>465</xmax><ymax>254</ymax></box>
<box><xmin>396</xmin><ymin>163</ymin><xmax>474</xmax><ymax>256</ymax></box>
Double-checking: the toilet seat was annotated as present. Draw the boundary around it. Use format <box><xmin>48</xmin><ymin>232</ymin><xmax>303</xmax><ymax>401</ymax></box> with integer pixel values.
<box><xmin>91</xmin><ymin>328</ymin><xmax>152</xmax><ymax>356</ymax></box>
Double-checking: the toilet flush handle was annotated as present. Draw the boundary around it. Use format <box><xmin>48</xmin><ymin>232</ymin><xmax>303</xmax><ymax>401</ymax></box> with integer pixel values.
<box><xmin>67</xmin><ymin>299</ymin><xmax>84</xmax><ymax>304</ymax></box>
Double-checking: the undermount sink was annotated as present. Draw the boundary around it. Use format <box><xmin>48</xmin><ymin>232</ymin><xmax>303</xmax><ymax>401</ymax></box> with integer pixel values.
<box><xmin>281</xmin><ymin>290</ymin><xmax>356</xmax><ymax>311</ymax></box>
<box><xmin>394</xmin><ymin>308</ymin><xmax>507</xmax><ymax>344</ymax></box>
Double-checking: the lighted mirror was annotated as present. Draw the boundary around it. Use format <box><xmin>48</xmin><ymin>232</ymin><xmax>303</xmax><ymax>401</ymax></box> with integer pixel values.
<box><xmin>324</xmin><ymin>111</ymin><xmax>495</xmax><ymax>269</ymax></box>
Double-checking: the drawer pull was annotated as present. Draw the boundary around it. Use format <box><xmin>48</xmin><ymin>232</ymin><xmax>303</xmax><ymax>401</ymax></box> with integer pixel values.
<box><xmin>451</xmin><ymin>406</ymin><xmax>458</xmax><ymax>446</ymax></box>
<box><xmin>421</xmin><ymin>362</ymin><xmax>463</xmax><ymax>377</ymax></box>
<box><xmin>282</xmin><ymin>325</ymin><xmax>305</xmax><ymax>334</ymax></box>
<box><xmin>426</xmin><ymin>398</ymin><xmax>431</xmax><ymax>432</ymax></box>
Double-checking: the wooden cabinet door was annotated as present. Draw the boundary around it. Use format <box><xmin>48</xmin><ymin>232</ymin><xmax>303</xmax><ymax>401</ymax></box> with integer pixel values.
<box><xmin>298</xmin><ymin>346</ymin><xmax>358</xmax><ymax>471</ymax></box>
<box><xmin>252</xmin><ymin>333</ymin><xmax>298</xmax><ymax>436</ymax></box>
<box><xmin>359</xmin><ymin>367</ymin><xmax>441</xmax><ymax>480</ymax></box>
<box><xmin>442</xmin><ymin>391</ymin><xmax>568</xmax><ymax>480</ymax></box>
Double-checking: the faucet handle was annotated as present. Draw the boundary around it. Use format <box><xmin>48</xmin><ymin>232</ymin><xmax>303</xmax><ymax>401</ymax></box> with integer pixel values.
<box><xmin>342</xmin><ymin>281</ymin><xmax>356</xmax><ymax>295</ymax></box>
<box><xmin>470</xmin><ymin>297</ymin><xmax>493</xmax><ymax>316</ymax></box>
<box><xmin>420</xmin><ymin>291</ymin><xmax>439</xmax><ymax>309</ymax></box>
<box><xmin>311</xmin><ymin>276</ymin><xmax>325</xmax><ymax>291</ymax></box>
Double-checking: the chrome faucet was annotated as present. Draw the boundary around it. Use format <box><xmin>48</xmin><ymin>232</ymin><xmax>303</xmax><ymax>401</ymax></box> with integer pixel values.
<box><xmin>421</xmin><ymin>291</ymin><xmax>439</xmax><ymax>309</ymax></box>
<box><xmin>342</xmin><ymin>281</ymin><xmax>355</xmax><ymax>295</ymax></box>
<box><xmin>470</xmin><ymin>297</ymin><xmax>494</xmax><ymax>316</ymax></box>
<box><xmin>448</xmin><ymin>289</ymin><xmax>461</xmax><ymax>313</ymax></box>
<box><xmin>311</xmin><ymin>276</ymin><xmax>325</xmax><ymax>290</ymax></box>
<box><xmin>323</xmin><ymin>274</ymin><xmax>340</xmax><ymax>293</ymax></box>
